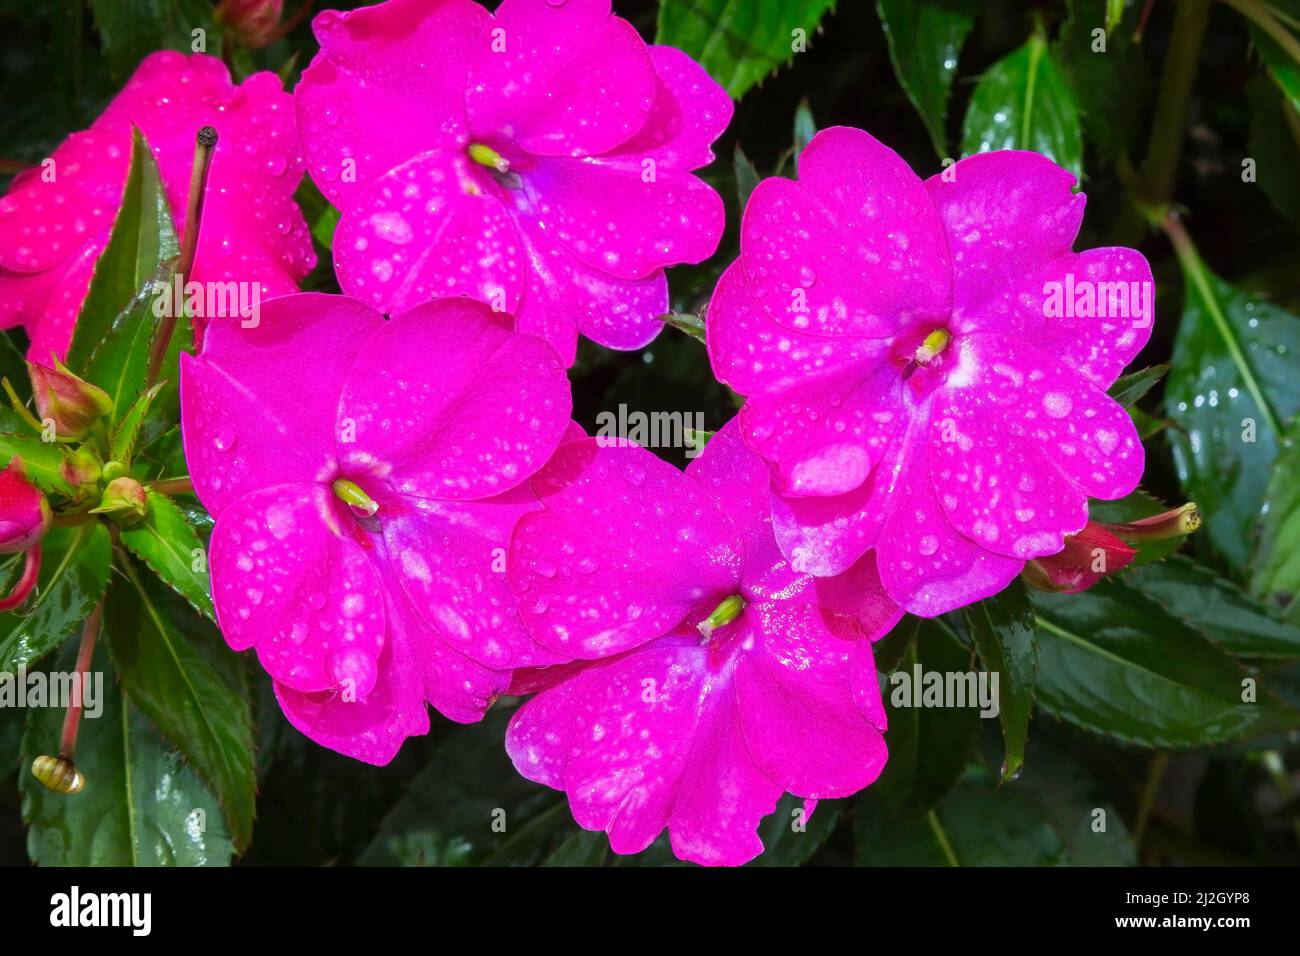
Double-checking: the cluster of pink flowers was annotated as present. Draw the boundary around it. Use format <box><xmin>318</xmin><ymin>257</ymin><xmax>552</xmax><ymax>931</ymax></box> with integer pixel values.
<box><xmin>1</xmin><ymin>0</ymin><xmax>1154</xmax><ymax>865</ymax></box>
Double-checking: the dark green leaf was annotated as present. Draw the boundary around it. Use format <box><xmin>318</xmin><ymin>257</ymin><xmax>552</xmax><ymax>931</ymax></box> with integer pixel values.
<box><xmin>1126</xmin><ymin>555</ymin><xmax>1300</xmax><ymax>658</ymax></box>
<box><xmin>961</xmin><ymin>31</ymin><xmax>1083</xmax><ymax>180</ymax></box>
<box><xmin>1165</xmin><ymin>243</ymin><xmax>1300</xmax><ymax>571</ymax></box>
<box><xmin>1245</xmin><ymin>0</ymin><xmax>1300</xmax><ymax>112</ymax></box>
<box><xmin>119</xmin><ymin>491</ymin><xmax>214</xmax><ymax>620</ymax></box>
<box><xmin>964</xmin><ymin>579</ymin><xmax>1038</xmax><ymax>782</ymax></box>
<box><xmin>104</xmin><ymin>557</ymin><xmax>254</xmax><ymax>851</ymax></box>
<box><xmin>295</xmin><ymin>177</ymin><xmax>340</xmax><ymax>250</ymax></box>
<box><xmin>109</xmin><ymin>381</ymin><xmax>162</xmax><ymax>464</ymax></box>
<box><xmin>1056</xmin><ymin>0</ymin><xmax>1151</xmax><ymax>160</ymax></box>
<box><xmin>792</xmin><ymin>97</ymin><xmax>817</xmax><ymax>156</ymax></box>
<box><xmin>1108</xmin><ymin>364</ymin><xmax>1169</xmax><ymax>408</ymax></box>
<box><xmin>733</xmin><ymin>144</ymin><xmax>760</xmax><ymax>211</ymax></box>
<box><xmin>0</xmin><ymin>523</ymin><xmax>111</xmax><ymax>673</ymax></box>
<box><xmin>655</xmin><ymin>0</ymin><xmax>837</xmax><ymax>100</ymax></box>
<box><xmin>748</xmin><ymin>793</ymin><xmax>841</xmax><ymax>866</ymax></box>
<box><xmin>541</xmin><ymin>828</ymin><xmax>608</xmax><ymax>867</ymax></box>
<box><xmin>89</xmin><ymin>0</ymin><xmax>222</xmax><ymax>84</ymax></box>
<box><xmin>20</xmin><ymin>641</ymin><xmax>233</xmax><ymax>865</ymax></box>
<box><xmin>84</xmin><ymin>257</ymin><xmax>175</xmax><ymax>424</ymax></box>
<box><xmin>874</xmin><ymin>619</ymin><xmax>980</xmax><ymax>812</ymax></box>
<box><xmin>875</xmin><ymin>0</ymin><xmax>977</xmax><ymax>158</ymax></box>
<box><xmin>1248</xmin><ymin>76</ymin><xmax>1300</xmax><ymax>231</ymax></box>
<box><xmin>1032</xmin><ymin>582</ymin><xmax>1300</xmax><ymax>748</ymax></box>
<box><xmin>67</xmin><ymin>129</ymin><xmax>176</xmax><ymax>374</ymax></box>
<box><xmin>360</xmin><ymin>709</ymin><xmax>558</xmax><ymax>866</ymax></box>
<box><xmin>1251</xmin><ymin>415</ymin><xmax>1300</xmax><ymax>623</ymax></box>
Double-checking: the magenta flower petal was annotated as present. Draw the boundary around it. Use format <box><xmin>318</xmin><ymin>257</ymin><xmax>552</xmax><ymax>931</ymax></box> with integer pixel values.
<box><xmin>465</xmin><ymin>0</ymin><xmax>656</xmax><ymax>158</ymax></box>
<box><xmin>331</xmin><ymin>152</ymin><xmax>523</xmax><ymax>315</ymax></box>
<box><xmin>513</xmin><ymin>221</ymin><xmax>669</xmax><ymax>362</ymax></box>
<box><xmin>926</xmin><ymin>151</ymin><xmax>1084</xmax><ymax>328</ymax></box>
<box><xmin>931</xmin><ymin>333</ymin><xmax>1143</xmax><ymax>558</ymax></box>
<box><xmin>296</xmin><ymin>0</ymin><xmax>728</xmax><ymax>363</ymax></box>
<box><xmin>706</xmin><ymin>262</ymin><xmax>875</xmax><ymax>397</ymax></box>
<box><xmin>381</xmin><ymin>487</ymin><xmax>568</xmax><ymax>671</ymax></box>
<box><xmin>521</xmin><ymin>157</ymin><xmax>724</xmax><ymax>281</ymax></box>
<box><xmin>874</xmin><ymin>430</ymin><xmax>1024</xmax><ymax>616</ymax></box>
<box><xmin>0</xmin><ymin>52</ymin><xmax>313</xmax><ymax>357</ymax></box>
<box><xmin>616</xmin><ymin>46</ymin><xmax>734</xmax><ymax>171</ymax></box>
<box><xmin>510</xmin><ymin>438</ymin><xmax>741</xmax><ymax>658</ymax></box>
<box><xmin>337</xmin><ymin>297</ymin><xmax>570</xmax><ymax>501</ymax></box>
<box><xmin>210</xmin><ymin>484</ymin><xmax>386</xmax><ymax>695</ymax></box>
<box><xmin>295</xmin><ymin>0</ymin><xmax>487</xmax><ymax>207</ymax></box>
<box><xmin>770</xmin><ymin>472</ymin><xmax>887</xmax><ymax>577</ymax></box>
<box><xmin>180</xmin><ymin>293</ymin><xmax>382</xmax><ymax>515</ymax></box>
<box><xmin>733</xmin><ymin>604</ymin><xmax>888</xmax><ymax>797</ymax></box>
<box><xmin>740</xmin><ymin>126</ymin><xmax>951</xmax><ymax>339</ymax></box>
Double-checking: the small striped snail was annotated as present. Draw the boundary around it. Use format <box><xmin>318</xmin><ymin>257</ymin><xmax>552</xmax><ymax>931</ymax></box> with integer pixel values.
<box><xmin>31</xmin><ymin>754</ymin><xmax>83</xmax><ymax>794</ymax></box>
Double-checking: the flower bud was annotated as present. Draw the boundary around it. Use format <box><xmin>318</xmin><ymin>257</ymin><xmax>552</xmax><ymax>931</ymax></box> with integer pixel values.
<box><xmin>60</xmin><ymin>446</ymin><xmax>102</xmax><ymax>494</ymax></box>
<box><xmin>1025</xmin><ymin>523</ymin><xmax>1137</xmax><ymax>595</ymax></box>
<box><xmin>0</xmin><ymin>458</ymin><xmax>51</xmax><ymax>554</ymax></box>
<box><xmin>216</xmin><ymin>0</ymin><xmax>284</xmax><ymax>49</ymax></box>
<box><xmin>27</xmin><ymin>358</ymin><xmax>112</xmax><ymax>441</ymax></box>
<box><xmin>90</xmin><ymin>476</ymin><xmax>148</xmax><ymax>526</ymax></box>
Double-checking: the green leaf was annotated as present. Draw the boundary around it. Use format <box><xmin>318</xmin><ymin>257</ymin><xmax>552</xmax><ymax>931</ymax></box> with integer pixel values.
<box><xmin>89</xmin><ymin>0</ymin><xmax>222</xmax><ymax>84</ymax></box>
<box><xmin>1244</xmin><ymin>0</ymin><xmax>1300</xmax><ymax>112</ymax></box>
<box><xmin>856</xmin><ymin>767</ymin><xmax>1068</xmax><ymax>866</ymax></box>
<box><xmin>66</xmin><ymin>129</ymin><xmax>177</xmax><ymax>374</ymax></box>
<box><xmin>1032</xmin><ymin>582</ymin><xmax>1300</xmax><ymax>748</ymax></box>
<box><xmin>1165</xmin><ymin>241</ymin><xmax>1300</xmax><ymax>571</ymax></box>
<box><xmin>0</xmin><ymin>523</ymin><xmax>112</xmax><ymax>673</ymax></box>
<box><xmin>1248</xmin><ymin>76</ymin><xmax>1300</xmax><ymax>231</ymax></box>
<box><xmin>964</xmin><ymin>580</ymin><xmax>1038</xmax><ymax>782</ymax></box>
<box><xmin>792</xmin><ymin>97</ymin><xmax>817</xmax><ymax>156</ymax></box>
<box><xmin>541</xmin><ymin>829</ymin><xmax>608</xmax><ymax>867</ymax></box>
<box><xmin>1108</xmin><ymin>364</ymin><xmax>1169</xmax><ymax>408</ymax></box>
<box><xmin>84</xmin><ymin>257</ymin><xmax>176</xmax><ymax>425</ymax></box>
<box><xmin>733</xmin><ymin>143</ymin><xmax>761</xmax><ymax>214</ymax></box>
<box><xmin>20</xmin><ymin>641</ymin><xmax>234</xmax><ymax>866</ymax></box>
<box><xmin>748</xmin><ymin>793</ymin><xmax>841</xmax><ymax>866</ymax></box>
<box><xmin>655</xmin><ymin>0</ymin><xmax>837</xmax><ymax>100</ymax></box>
<box><xmin>1126</xmin><ymin>555</ymin><xmax>1300</xmax><ymax>658</ymax></box>
<box><xmin>119</xmin><ymin>491</ymin><xmax>214</xmax><ymax>621</ymax></box>
<box><xmin>360</xmin><ymin>708</ymin><xmax>558</xmax><ymax>866</ymax></box>
<box><xmin>1056</xmin><ymin>0</ymin><xmax>1151</xmax><ymax>160</ymax></box>
<box><xmin>0</xmin><ymin>435</ymin><xmax>74</xmax><ymax>496</ymax></box>
<box><xmin>961</xmin><ymin>31</ymin><xmax>1083</xmax><ymax>181</ymax></box>
<box><xmin>295</xmin><ymin>177</ymin><xmax>341</xmax><ymax>251</ymax></box>
<box><xmin>1252</xmin><ymin>416</ymin><xmax>1300</xmax><ymax>623</ymax></box>
<box><xmin>874</xmin><ymin>619</ymin><xmax>980</xmax><ymax>812</ymax></box>
<box><xmin>109</xmin><ymin>382</ymin><xmax>163</xmax><ymax>464</ymax></box>
<box><xmin>876</xmin><ymin>0</ymin><xmax>977</xmax><ymax>158</ymax></box>
<box><xmin>103</xmin><ymin>557</ymin><xmax>254</xmax><ymax>851</ymax></box>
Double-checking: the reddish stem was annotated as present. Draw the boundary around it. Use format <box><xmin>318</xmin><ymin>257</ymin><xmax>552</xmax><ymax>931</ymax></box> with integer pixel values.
<box><xmin>0</xmin><ymin>544</ymin><xmax>41</xmax><ymax>612</ymax></box>
<box><xmin>58</xmin><ymin>602</ymin><xmax>102</xmax><ymax>757</ymax></box>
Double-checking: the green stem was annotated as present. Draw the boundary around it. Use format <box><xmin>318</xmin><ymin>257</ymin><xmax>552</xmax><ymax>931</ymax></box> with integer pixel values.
<box><xmin>1140</xmin><ymin>0</ymin><xmax>1211</xmax><ymax>208</ymax></box>
<box><xmin>927</xmin><ymin>810</ymin><xmax>960</xmax><ymax>866</ymax></box>
<box><xmin>1223</xmin><ymin>0</ymin><xmax>1300</xmax><ymax>64</ymax></box>
<box><xmin>1131</xmin><ymin>753</ymin><xmax>1169</xmax><ymax>855</ymax></box>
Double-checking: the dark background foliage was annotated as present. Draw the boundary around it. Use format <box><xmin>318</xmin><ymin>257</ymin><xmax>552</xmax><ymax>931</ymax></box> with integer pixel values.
<box><xmin>2</xmin><ymin>0</ymin><xmax>1299</xmax><ymax>866</ymax></box>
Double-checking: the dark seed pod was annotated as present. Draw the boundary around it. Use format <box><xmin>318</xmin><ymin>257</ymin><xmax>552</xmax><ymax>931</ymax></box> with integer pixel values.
<box><xmin>31</xmin><ymin>754</ymin><xmax>83</xmax><ymax>794</ymax></box>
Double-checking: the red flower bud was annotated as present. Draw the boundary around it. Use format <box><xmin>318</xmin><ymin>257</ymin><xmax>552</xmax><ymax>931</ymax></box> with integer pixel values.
<box><xmin>27</xmin><ymin>358</ymin><xmax>112</xmax><ymax>441</ymax></box>
<box><xmin>0</xmin><ymin>458</ymin><xmax>51</xmax><ymax>554</ymax></box>
<box><xmin>1025</xmin><ymin>522</ymin><xmax>1137</xmax><ymax>594</ymax></box>
<box><xmin>216</xmin><ymin>0</ymin><xmax>285</xmax><ymax>48</ymax></box>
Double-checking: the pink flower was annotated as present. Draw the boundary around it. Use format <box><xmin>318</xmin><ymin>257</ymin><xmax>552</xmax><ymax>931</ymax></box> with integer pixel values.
<box><xmin>180</xmin><ymin>292</ymin><xmax>572</xmax><ymax>763</ymax></box>
<box><xmin>0</xmin><ymin>458</ymin><xmax>51</xmax><ymax>555</ymax></box>
<box><xmin>505</xmin><ymin>422</ymin><xmax>901</xmax><ymax>865</ymax></box>
<box><xmin>294</xmin><ymin>0</ymin><xmax>731</xmax><ymax>365</ymax></box>
<box><xmin>0</xmin><ymin>52</ymin><xmax>315</xmax><ymax>359</ymax></box>
<box><xmin>707</xmin><ymin>127</ymin><xmax>1154</xmax><ymax>616</ymax></box>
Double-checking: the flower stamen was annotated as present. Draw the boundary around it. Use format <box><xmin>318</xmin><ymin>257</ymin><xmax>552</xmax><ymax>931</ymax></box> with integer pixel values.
<box><xmin>697</xmin><ymin>594</ymin><xmax>745</xmax><ymax>640</ymax></box>
<box><xmin>332</xmin><ymin>478</ymin><xmax>379</xmax><ymax>517</ymax></box>
<box><xmin>914</xmin><ymin>327</ymin><xmax>951</xmax><ymax>366</ymax></box>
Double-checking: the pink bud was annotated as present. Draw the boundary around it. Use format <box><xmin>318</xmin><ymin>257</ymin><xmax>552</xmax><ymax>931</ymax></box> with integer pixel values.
<box><xmin>1025</xmin><ymin>522</ymin><xmax>1137</xmax><ymax>594</ymax></box>
<box><xmin>27</xmin><ymin>358</ymin><xmax>112</xmax><ymax>441</ymax></box>
<box><xmin>0</xmin><ymin>458</ymin><xmax>51</xmax><ymax>554</ymax></box>
<box><xmin>216</xmin><ymin>0</ymin><xmax>284</xmax><ymax>48</ymax></box>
